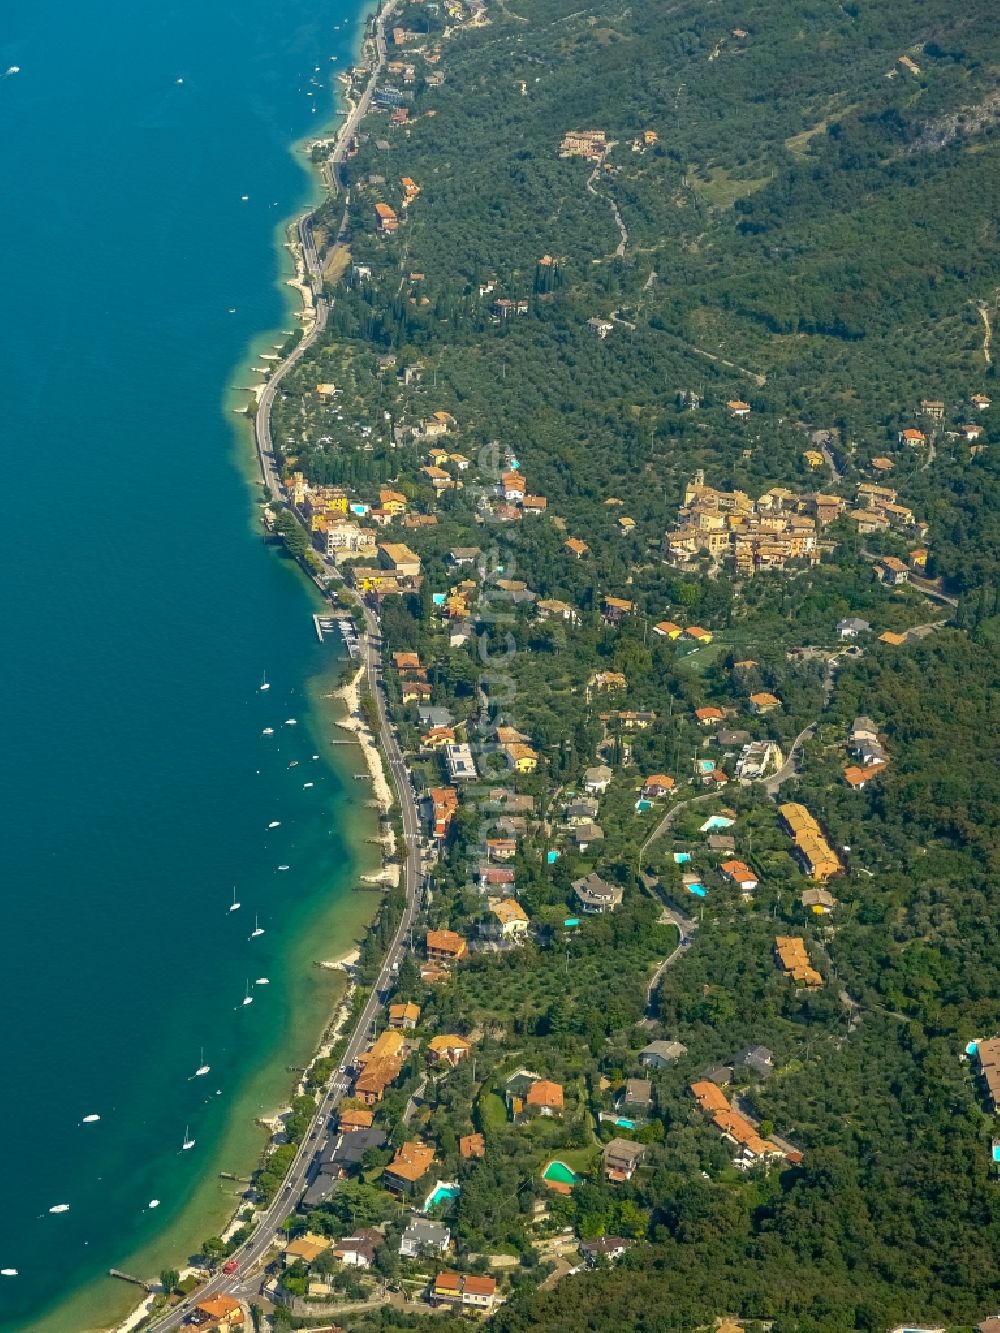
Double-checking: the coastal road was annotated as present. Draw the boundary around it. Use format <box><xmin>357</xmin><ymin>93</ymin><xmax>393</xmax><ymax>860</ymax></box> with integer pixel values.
<box><xmin>145</xmin><ymin>3</ymin><xmax>420</xmax><ymax>1327</ymax></box>
<box><xmin>328</xmin><ymin>0</ymin><xmax>397</xmax><ymax>191</ymax></box>
<box><xmin>253</xmin><ymin>255</ymin><xmax>327</xmax><ymax>502</ymax></box>
<box><xmin>253</xmin><ymin>0</ymin><xmax>399</xmax><ymax>499</ymax></box>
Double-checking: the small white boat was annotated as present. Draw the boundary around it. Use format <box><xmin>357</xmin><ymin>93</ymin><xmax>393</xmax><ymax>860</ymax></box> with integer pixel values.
<box><xmin>262</xmin><ymin>727</ymin><xmax>274</xmax><ymax>736</ymax></box>
<box><xmin>255</xmin><ymin>977</ymin><xmax>269</xmax><ymax>985</ymax></box>
<box><xmin>303</xmin><ymin>782</ymin><xmax>314</xmax><ymax>789</ymax></box>
<box><xmin>82</xmin><ymin>1114</ymin><xmax>100</xmax><ymax>1124</ymax></box>
<box><xmin>241</xmin><ymin>981</ymin><xmax>253</xmax><ymax>1007</ymax></box>
<box><xmin>268</xmin><ymin>820</ymin><xmax>280</xmax><ymax>828</ymax></box>
<box><xmin>181</xmin><ymin>1126</ymin><xmax>195</xmax><ymax>1151</ymax></box>
<box><xmin>311</xmin><ymin>754</ymin><xmax>319</xmax><ymax>760</ymax></box>
<box><xmin>1</xmin><ymin>1269</ymin><xmax>17</xmax><ymax>1276</ymax></box>
<box><xmin>148</xmin><ymin>1200</ymin><xmax>160</xmax><ymax>1209</ymax></box>
<box><xmin>250</xmin><ymin>915</ymin><xmax>265</xmax><ymax>939</ymax></box>
<box><xmin>288</xmin><ymin>759</ymin><xmax>298</xmax><ymax>768</ymax></box>
<box><xmin>229</xmin><ymin>888</ymin><xmax>241</xmax><ymax>913</ymax></box>
<box><xmin>194</xmin><ymin>1047</ymin><xmax>210</xmax><ymax>1078</ymax></box>
<box><xmin>284</xmin><ymin>718</ymin><xmax>297</xmax><ymax>726</ymax></box>
<box><xmin>241</xmin><ymin>194</ymin><xmax>249</xmax><ymax>201</ymax></box>
<box><xmin>259</xmin><ymin>672</ymin><xmax>270</xmax><ymax>691</ymax></box>
<box><xmin>277</xmin><ymin>864</ymin><xmax>290</xmax><ymax>871</ymax></box>
<box><xmin>175</xmin><ymin>77</ymin><xmax>184</xmax><ymax>84</ymax></box>
<box><xmin>5</xmin><ymin>66</ymin><xmax>20</xmax><ymax>76</ymax></box>
<box><xmin>49</xmin><ymin>1205</ymin><xmax>69</xmax><ymax>1214</ymax></box>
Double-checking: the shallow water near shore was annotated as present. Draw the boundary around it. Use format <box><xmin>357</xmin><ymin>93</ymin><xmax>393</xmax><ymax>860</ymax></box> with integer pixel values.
<box><xmin>0</xmin><ymin>0</ymin><xmax>369</xmax><ymax>1327</ymax></box>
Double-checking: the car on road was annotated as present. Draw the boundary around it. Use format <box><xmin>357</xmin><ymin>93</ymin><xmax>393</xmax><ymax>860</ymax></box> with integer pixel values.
<box><xmin>222</xmin><ymin>1258</ymin><xmax>239</xmax><ymax>1275</ymax></box>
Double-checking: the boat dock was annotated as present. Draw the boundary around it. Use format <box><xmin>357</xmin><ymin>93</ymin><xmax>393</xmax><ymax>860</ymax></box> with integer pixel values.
<box><xmin>313</xmin><ymin>612</ymin><xmax>360</xmax><ymax>657</ymax></box>
<box><xmin>109</xmin><ymin>1269</ymin><xmax>154</xmax><ymax>1292</ymax></box>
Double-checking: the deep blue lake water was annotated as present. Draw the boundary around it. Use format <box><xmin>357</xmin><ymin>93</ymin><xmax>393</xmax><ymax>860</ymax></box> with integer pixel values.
<box><xmin>0</xmin><ymin>0</ymin><xmax>364</xmax><ymax>1324</ymax></box>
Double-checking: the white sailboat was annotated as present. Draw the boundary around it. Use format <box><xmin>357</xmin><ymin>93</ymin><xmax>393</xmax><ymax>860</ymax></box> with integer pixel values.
<box><xmin>284</xmin><ymin>718</ymin><xmax>297</xmax><ymax>726</ymax></box>
<box><xmin>81</xmin><ymin>1114</ymin><xmax>100</xmax><ymax>1124</ymax></box>
<box><xmin>277</xmin><ymin>864</ymin><xmax>290</xmax><ymax>871</ymax></box>
<box><xmin>250</xmin><ymin>915</ymin><xmax>265</xmax><ymax>939</ymax></box>
<box><xmin>268</xmin><ymin>820</ymin><xmax>281</xmax><ymax>829</ymax></box>
<box><xmin>181</xmin><ymin>1125</ymin><xmax>195</xmax><ymax>1151</ymax></box>
<box><xmin>255</xmin><ymin>977</ymin><xmax>270</xmax><ymax>985</ymax></box>
<box><xmin>0</xmin><ymin>1269</ymin><xmax>17</xmax><ymax>1276</ymax></box>
<box><xmin>229</xmin><ymin>888</ymin><xmax>241</xmax><ymax>913</ymax></box>
<box><xmin>194</xmin><ymin>1047</ymin><xmax>210</xmax><ymax>1078</ymax></box>
<box><xmin>259</xmin><ymin>672</ymin><xmax>270</xmax><ymax>692</ymax></box>
<box><xmin>49</xmin><ymin>1205</ymin><xmax>69</xmax><ymax>1214</ymax></box>
<box><xmin>262</xmin><ymin>727</ymin><xmax>274</xmax><ymax>736</ymax></box>
<box><xmin>241</xmin><ymin>980</ymin><xmax>253</xmax><ymax>1007</ymax></box>
<box><xmin>148</xmin><ymin>1200</ymin><xmax>160</xmax><ymax>1209</ymax></box>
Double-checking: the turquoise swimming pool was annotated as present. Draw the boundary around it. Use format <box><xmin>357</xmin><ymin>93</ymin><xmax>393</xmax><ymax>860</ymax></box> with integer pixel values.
<box><xmin>423</xmin><ymin>1181</ymin><xmax>460</xmax><ymax>1211</ymax></box>
<box><xmin>701</xmin><ymin>815</ymin><xmax>735</xmax><ymax>831</ymax></box>
<box><xmin>992</xmin><ymin>1142</ymin><xmax>1000</xmax><ymax>1164</ymax></box>
<box><xmin>674</xmin><ymin>851</ymin><xmax>691</xmax><ymax>864</ymax></box>
<box><xmin>635</xmin><ymin>799</ymin><xmax>653</xmax><ymax>811</ymax></box>
<box><xmin>542</xmin><ymin>1160</ymin><xmax>578</xmax><ymax>1186</ymax></box>
<box><xmin>687</xmin><ymin>884</ymin><xmax>707</xmax><ymax>898</ymax></box>
<box><xmin>547</xmin><ymin>849</ymin><xmax>560</xmax><ymax>863</ymax></box>
<box><xmin>614</xmin><ymin>1117</ymin><xmax>636</xmax><ymax>1129</ymax></box>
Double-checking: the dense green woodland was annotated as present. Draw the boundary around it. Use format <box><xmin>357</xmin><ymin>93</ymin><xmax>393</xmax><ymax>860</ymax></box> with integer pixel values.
<box><xmin>267</xmin><ymin>0</ymin><xmax>1000</xmax><ymax>1326</ymax></box>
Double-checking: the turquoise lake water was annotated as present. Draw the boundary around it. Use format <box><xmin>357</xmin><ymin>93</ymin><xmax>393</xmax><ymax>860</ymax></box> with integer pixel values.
<box><xmin>0</xmin><ymin>0</ymin><xmax>365</xmax><ymax>1325</ymax></box>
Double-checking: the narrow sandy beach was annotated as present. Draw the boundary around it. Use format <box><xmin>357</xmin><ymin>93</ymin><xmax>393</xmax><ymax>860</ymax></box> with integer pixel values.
<box><xmin>334</xmin><ymin>663</ymin><xmax>395</xmax><ymax>813</ymax></box>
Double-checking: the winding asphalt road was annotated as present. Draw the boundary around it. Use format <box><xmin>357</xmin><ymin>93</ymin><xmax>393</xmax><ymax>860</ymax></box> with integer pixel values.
<box><xmin>145</xmin><ymin>5</ymin><xmax>415</xmax><ymax>1329</ymax></box>
<box><xmin>639</xmin><ymin>791</ymin><xmax>718</xmax><ymax>858</ymax></box>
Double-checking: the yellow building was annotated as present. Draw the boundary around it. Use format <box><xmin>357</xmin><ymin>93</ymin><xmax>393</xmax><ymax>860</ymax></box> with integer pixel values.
<box><xmin>505</xmin><ymin>742</ymin><xmax>538</xmax><ymax>773</ymax></box>
<box><xmin>379</xmin><ymin>488</ymin><xmax>408</xmax><ymax>516</ymax></box>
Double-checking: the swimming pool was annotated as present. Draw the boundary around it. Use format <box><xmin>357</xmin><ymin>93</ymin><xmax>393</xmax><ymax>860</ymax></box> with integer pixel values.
<box><xmin>687</xmin><ymin>884</ymin><xmax>707</xmax><ymax>898</ymax></box>
<box><xmin>701</xmin><ymin>815</ymin><xmax>735</xmax><ymax>831</ymax></box>
<box><xmin>542</xmin><ymin>1160</ymin><xmax>578</xmax><ymax>1186</ymax></box>
<box><xmin>635</xmin><ymin>799</ymin><xmax>653</xmax><ymax>812</ymax></box>
<box><xmin>547</xmin><ymin>850</ymin><xmax>560</xmax><ymax>864</ymax></box>
<box><xmin>966</xmin><ymin>1040</ymin><xmax>979</xmax><ymax>1055</ymax></box>
<box><xmin>423</xmin><ymin>1181</ymin><xmax>460</xmax><ymax>1211</ymax></box>
<box><xmin>614</xmin><ymin>1117</ymin><xmax>636</xmax><ymax>1129</ymax></box>
<box><xmin>697</xmin><ymin>759</ymin><xmax>716</xmax><ymax>774</ymax></box>
<box><xmin>564</xmin><ymin>917</ymin><xmax>580</xmax><ymax>928</ymax></box>
<box><xmin>992</xmin><ymin>1142</ymin><xmax>1000</xmax><ymax>1164</ymax></box>
<box><xmin>674</xmin><ymin>851</ymin><xmax>691</xmax><ymax>865</ymax></box>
